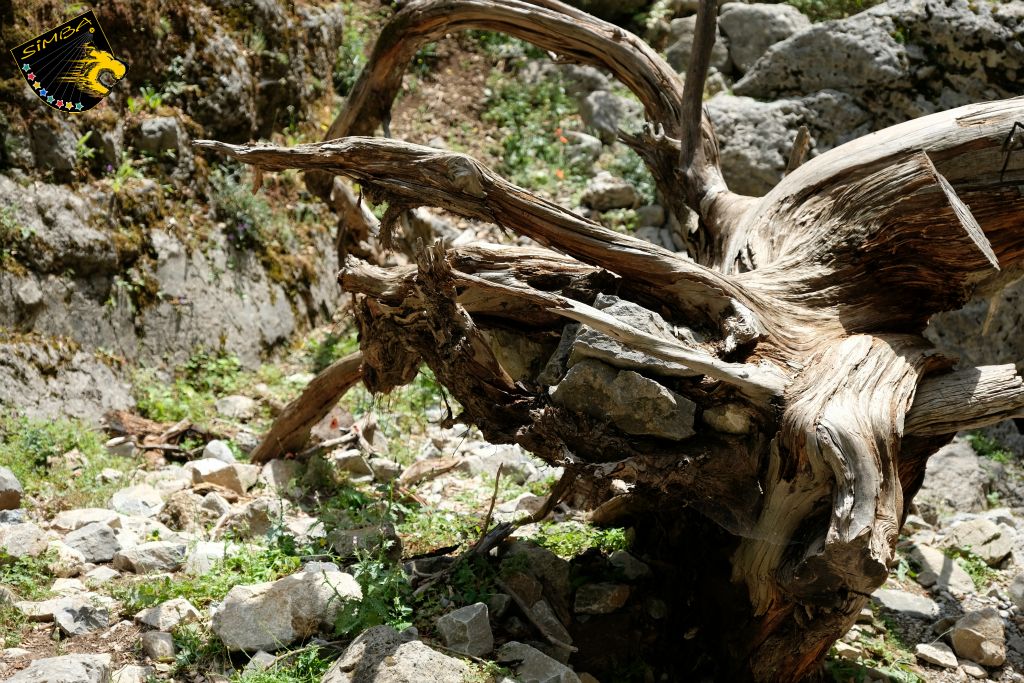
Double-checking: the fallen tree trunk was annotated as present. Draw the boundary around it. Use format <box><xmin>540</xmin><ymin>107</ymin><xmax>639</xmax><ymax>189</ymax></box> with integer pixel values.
<box><xmin>196</xmin><ymin>0</ymin><xmax>1024</xmax><ymax>678</ymax></box>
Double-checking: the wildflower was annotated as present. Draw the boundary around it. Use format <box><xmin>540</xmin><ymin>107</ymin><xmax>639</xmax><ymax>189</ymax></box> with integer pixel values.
<box><xmin>555</xmin><ymin>169</ymin><xmax>565</xmax><ymax>180</ymax></box>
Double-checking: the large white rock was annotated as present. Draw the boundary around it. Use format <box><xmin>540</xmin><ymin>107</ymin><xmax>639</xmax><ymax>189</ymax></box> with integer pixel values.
<box><xmin>322</xmin><ymin>625</ymin><xmax>469</xmax><ymax>683</ymax></box>
<box><xmin>64</xmin><ymin>522</ymin><xmax>120</xmax><ymax>563</ymax></box>
<box><xmin>135</xmin><ymin>597</ymin><xmax>201</xmax><ymax>630</ymax></box>
<box><xmin>7</xmin><ymin>653</ymin><xmax>112</xmax><ymax>683</ymax></box>
<box><xmin>212</xmin><ymin>565</ymin><xmax>361</xmax><ymax>651</ymax></box>
<box><xmin>0</xmin><ymin>466</ymin><xmax>23</xmax><ymax>510</ymax></box>
<box><xmin>951</xmin><ymin>607</ymin><xmax>1006</xmax><ymax>667</ymax></box>
<box><xmin>0</xmin><ymin>521</ymin><xmax>47</xmax><ymax>558</ymax></box>
<box><xmin>110</xmin><ymin>484</ymin><xmax>164</xmax><ymax>517</ymax></box>
<box><xmin>910</xmin><ymin>544</ymin><xmax>976</xmax><ymax>595</ymax></box>
<box><xmin>51</xmin><ymin>508</ymin><xmax>119</xmax><ymax>531</ymax></box>
<box><xmin>112</xmin><ymin>541</ymin><xmax>187</xmax><ymax>574</ymax></box>
<box><xmin>436</xmin><ymin>602</ymin><xmax>494</xmax><ymax>656</ymax></box>
<box><xmin>718</xmin><ymin>3</ymin><xmax>810</xmax><ymax>72</ymax></box>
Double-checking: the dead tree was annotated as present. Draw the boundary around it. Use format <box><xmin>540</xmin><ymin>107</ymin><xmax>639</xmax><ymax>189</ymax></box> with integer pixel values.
<box><xmin>196</xmin><ymin>0</ymin><xmax>1024</xmax><ymax>679</ymax></box>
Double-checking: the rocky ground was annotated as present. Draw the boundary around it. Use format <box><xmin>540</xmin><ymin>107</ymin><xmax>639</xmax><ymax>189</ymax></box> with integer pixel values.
<box><xmin>4</xmin><ymin>330</ymin><xmax>1024</xmax><ymax>683</ymax></box>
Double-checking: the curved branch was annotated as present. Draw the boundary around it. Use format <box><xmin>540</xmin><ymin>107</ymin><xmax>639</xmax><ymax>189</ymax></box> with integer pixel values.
<box><xmin>311</xmin><ymin>0</ymin><xmax>742</xmax><ymax>246</ymax></box>
<box><xmin>194</xmin><ymin>137</ymin><xmax>753</xmax><ymax>329</ymax></box>
<box><xmin>905</xmin><ymin>364</ymin><xmax>1024</xmax><ymax>436</ymax></box>
<box><xmin>250</xmin><ymin>351</ymin><xmax>364</xmax><ymax>464</ymax></box>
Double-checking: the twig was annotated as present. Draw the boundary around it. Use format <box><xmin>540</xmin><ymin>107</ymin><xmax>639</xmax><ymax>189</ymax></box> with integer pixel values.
<box><xmin>679</xmin><ymin>0</ymin><xmax>718</xmax><ymax>170</ymax></box>
<box><xmin>785</xmin><ymin>125</ymin><xmax>811</xmax><ymax>174</ymax></box>
<box><xmin>473</xmin><ymin>463</ymin><xmax>503</xmax><ymax>552</ymax></box>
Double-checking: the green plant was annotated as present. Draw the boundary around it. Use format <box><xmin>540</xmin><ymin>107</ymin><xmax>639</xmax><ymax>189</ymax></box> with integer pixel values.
<box><xmin>171</xmin><ymin>622</ymin><xmax>229</xmax><ymax>673</ymax></box>
<box><xmin>966</xmin><ymin>431</ymin><xmax>1013</xmax><ymax>464</ymax></box>
<box><xmin>531</xmin><ymin>521</ymin><xmax>629</xmax><ymax>558</ymax></box>
<box><xmin>230</xmin><ymin>645</ymin><xmax>334</xmax><ymax>682</ymax></box>
<box><xmin>210</xmin><ymin>165</ymin><xmax>275</xmax><ymax>249</ymax></box>
<box><xmin>109</xmin><ymin>153</ymin><xmax>144</xmax><ymax>192</ymax></box>
<box><xmin>76</xmin><ymin>131</ymin><xmax>95</xmax><ymax>162</ymax></box>
<box><xmin>0</xmin><ymin>416</ymin><xmax>130</xmax><ymax>513</ymax></box>
<box><xmin>481</xmin><ymin>74</ymin><xmax>586</xmax><ymax>193</ymax></box>
<box><xmin>127</xmin><ymin>86</ymin><xmax>164</xmax><ymax>114</ymax></box>
<box><xmin>334</xmin><ymin>2</ymin><xmax>370</xmax><ymax>95</ymax></box>
<box><xmin>334</xmin><ymin>550</ymin><xmax>413</xmax><ymax>637</ymax></box>
<box><xmin>945</xmin><ymin>547</ymin><xmax>997</xmax><ymax>590</ymax></box>
<box><xmin>132</xmin><ymin>350</ymin><xmax>243</xmax><ymax>423</ymax></box>
<box><xmin>0</xmin><ymin>206</ymin><xmax>34</xmax><ymax>269</ymax></box>
<box><xmin>113</xmin><ymin>544</ymin><xmax>301</xmax><ymax>613</ymax></box>
<box><xmin>305</xmin><ymin>328</ymin><xmax>360</xmax><ymax>373</ymax></box>
<box><xmin>0</xmin><ymin>551</ymin><xmax>55</xmax><ymax>601</ymax></box>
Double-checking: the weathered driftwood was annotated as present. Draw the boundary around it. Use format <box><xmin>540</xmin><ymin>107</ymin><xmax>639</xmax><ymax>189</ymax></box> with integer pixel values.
<box><xmin>195</xmin><ymin>0</ymin><xmax>1024</xmax><ymax>678</ymax></box>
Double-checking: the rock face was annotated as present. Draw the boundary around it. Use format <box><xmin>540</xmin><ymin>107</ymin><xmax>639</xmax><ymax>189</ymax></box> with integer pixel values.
<box><xmin>0</xmin><ymin>181</ymin><xmax>339</xmax><ymax>422</ymax></box>
<box><xmin>321</xmin><ymin>625</ymin><xmax>469</xmax><ymax>683</ymax></box>
<box><xmin>7</xmin><ymin>653</ymin><xmax>112</xmax><ymax>683</ymax></box>
<box><xmin>915</xmin><ymin>439</ymin><xmax>989</xmax><ymax>521</ymax></box>
<box><xmin>0</xmin><ymin>466</ymin><xmax>23</xmax><ymax>510</ymax></box>
<box><xmin>946</xmin><ymin>518</ymin><xmax>1014</xmax><ymax>566</ymax></box>
<box><xmin>950</xmin><ymin>608</ymin><xmax>1006</xmax><ymax>667</ymax></box>
<box><xmin>718</xmin><ymin>4</ymin><xmax>810</xmax><ymax>72</ymax></box>
<box><xmin>211</xmin><ymin>565</ymin><xmax>361</xmax><ymax>651</ymax></box>
<box><xmin>701</xmin><ymin>0</ymin><xmax>1023</xmax><ymax>196</ymax></box>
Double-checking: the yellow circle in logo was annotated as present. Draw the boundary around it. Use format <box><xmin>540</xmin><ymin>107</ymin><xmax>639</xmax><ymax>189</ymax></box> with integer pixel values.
<box><xmin>89</xmin><ymin>28</ymin><xmax>95</xmax><ymax>32</ymax></box>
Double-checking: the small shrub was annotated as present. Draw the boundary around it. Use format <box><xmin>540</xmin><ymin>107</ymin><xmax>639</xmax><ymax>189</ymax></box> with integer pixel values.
<box><xmin>966</xmin><ymin>431</ymin><xmax>1013</xmax><ymax>464</ymax></box>
<box><xmin>531</xmin><ymin>521</ymin><xmax>629</xmax><ymax>558</ymax></box>
<box><xmin>333</xmin><ymin>550</ymin><xmax>413</xmax><ymax>637</ymax></box>
<box><xmin>209</xmin><ymin>166</ymin><xmax>274</xmax><ymax>249</ymax></box>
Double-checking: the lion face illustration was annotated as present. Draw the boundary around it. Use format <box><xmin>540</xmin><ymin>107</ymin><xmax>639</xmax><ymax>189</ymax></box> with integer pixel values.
<box><xmin>62</xmin><ymin>46</ymin><xmax>127</xmax><ymax>97</ymax></box>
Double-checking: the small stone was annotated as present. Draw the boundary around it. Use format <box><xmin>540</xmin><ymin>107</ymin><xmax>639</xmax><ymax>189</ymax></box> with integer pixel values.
<box><xmin>496</xmin><ymin>641</ymin><xmax>581</xmax><ymax>683</ymax></box>
<box><xmin>326</xmin><ymin>523</ymin><xmax>401</xmax><ymax>561</ymax></box>
<box><xmin>51</xmin><ymin>578</ymin><xmax>86</xmax><ymax>595</ymax></box>
<box><xmin>834</xmin><ymin>641</ymin><xmax>861</xmax><ymax>660</ymax></box>
<box><xmin>329</xmin><ymin>448</ymin><xmax>373</xmax><ymax>476</ymax></box>
<box><xmin>84</xmin><ymin>566</ymin><xmax>120</xmax><ymax>586</ymax></box>
<box><xmin>110</xmin><ymin>485</ymin><xmax>164</xmax><ymax>518</ymax></box>
<box><xmin>202</xmin><ymin>492</ymin><xmax>231</xmax><ymax>517</ymax></box>
<box><xmin>105</xmin><ymin>436</ymin><xmax>137</xmax><ymax>458</ymax></box>
<box><xmin>52</xmin><ymin>508</ymin><xmax>119</xmax><ymax>532</ymax></box>
<box><xmin>184</xmin><ymin>458</ymin><xmax>247</xmax><ymax>495</ymax></box>
<box><xmin>872</xmin><ymin>588</ymin><xmax>940</xmax><ymax>619</ymax></box>
<box><xmin>47</xmin><ymin>541</ymin><xmax>87</xmax><ymax>578</ymax></box>
<box><xmin>915</xmin><ymin>641</ymin><xmax>958</xmax><ymax>668</ymax></box>
<box><xmin>64</xmin><ymin>522</ymin><xmax>120</xmax><ymax>563</ymax></box>
<box><xmin>369</xmin><ymin>457</ymin><xmax>403</xmax><ymax>482</ymax></box>
<box><xmin>0</xmin><ymin>522</ymin><xmax>47</xmax><ymax>558</ymax></box>
<box><xmin>135</xmin><ymin>597</ymin><xmax>201</xmax><ymax>631</ymax></box>
<box><xmin>0</xmin><ymin>466</ymin><xmax>23</xmax><ymax>510</ymax></box>
<box><xmin>244</xmin><ymin>650</ymin><xmax>277</xmax><ymax>673</ymax></box>
<box><xmin>635</xmin><ymin>204</ymin><xmax>665</xmax><ymax>228</ymax></box>
<box><xmin>0</xmin><ymin>509</ymin><xmax>25</xmax><ymax>524</ymax></box>
<box><xmin>212</xmin><ymin>568</ymin><xmax>361</xmax><ymax>651</ymax></box>
<box><xmin>580</xmin><ymin>172</ymin><xmax>640</xmax><ymax>211</ymax></box>
<box><xmin>214</xmin><ymin>395</ymin><xmax>258</xmax><ymax>421</ymax></box>
<box><xmin>113</xmin><ymin>541</ymin><xmax>187</xmax><ymax>574</ymax></box>
<box><xmin>260</xmin><ymin>459</ymin><xmax>301</xmax><ymax>493</ymax></box>
<box><xmin>111</xmin><ymin>664</ymin><xmax>155</xmax><ymax>683</ymax></box>
<box><xmin>6</xmin><ymin>654</ymin><xmax>112</xmax><ymax>683</ymax></box>
<box><xmin>959</xmin><ymin>659</ymin><xmax>988</xmax><ymax>678</ymax></box>
<box><xmin>141</xmin><ymin>631</ymin><xmax>176</xmax><ymax>661</ymax></box>
<box><xmin>54</xmin><ymin>597</ymin><xmax>110</xmax><ymax>636</ymax></box>
<box><xmin>202</xmin><ymin>440</ymin><xmax>235</xmax><ymax>463</ymax></box>
<box><xmin>911</xmin><ymin>544</ymin><xmax>976</xmax><ymax>595</ymax></box>
<box><xmin>321</xmin><ymin>625</ymin><xmax>468</xmax><ymax>683</ymax></box>
<box><xmin>574</xmin><ymin>583</ymin><xmax>631</xmax><ymax>614</ymax></box>
<box><xmin>134</xmin><ymin>117</ymin><xmax>182</xmax><ymax>156</ymax></box>
<box><xmin>183</xmin><ymin>540</ymin><xmax>236</xmax><ymax>575</ymax></box>
<box><xmin>946</xmin><ymin>518</ymin><xmax>1014</xmax><ymax>566</ymax></box>
<box><xmin>437</xmin><ymin>602</ymin><xmax>494</xmax><ymax>657</ymax></box>
<box><xmin>609</xmin><ymin>550</ymin><xmax>650</xmax><ymax>581</ymax></box>
<box><xmin>950</xmin><ymin>607</ymin><xmax>1006</xmax><ymax>667</ymax></box>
